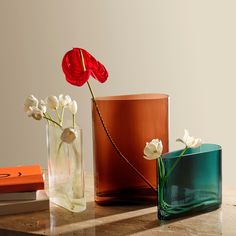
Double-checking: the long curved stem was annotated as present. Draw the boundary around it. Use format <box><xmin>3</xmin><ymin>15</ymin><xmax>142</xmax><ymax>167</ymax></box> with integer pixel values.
<box><xmin>79</xmin><ymin>48</ymin><xmax>157</xmax><ymax>192</ymax></box>
<box><xmin>43</xmin><ymin>116</ymin><xmax>62</xmax><ymax>129</ymax></box>
<box><xmin>87</xmin><ymin>81</ymin><xmax>157</xmax><ymax>193</ymax></box>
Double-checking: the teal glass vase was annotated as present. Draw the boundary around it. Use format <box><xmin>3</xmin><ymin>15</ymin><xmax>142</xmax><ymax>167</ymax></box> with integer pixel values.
<box><xmin>158</xmin><ymin>144</ymin><xmax>222</xmax><ymax>220</ymax></box>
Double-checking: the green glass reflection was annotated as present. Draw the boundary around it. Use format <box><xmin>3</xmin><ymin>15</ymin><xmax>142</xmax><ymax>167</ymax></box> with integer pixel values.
<box><xmin>158</xmin><ymin>144</ymin><xmax>222</xmax><ymax>220</ymax></box>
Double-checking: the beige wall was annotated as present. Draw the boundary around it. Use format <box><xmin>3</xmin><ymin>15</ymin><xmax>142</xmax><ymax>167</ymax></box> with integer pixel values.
<box><xmin>0</xmin><ymin>0</ymin><xmax>235</xmax><ymax>186</ymax></box>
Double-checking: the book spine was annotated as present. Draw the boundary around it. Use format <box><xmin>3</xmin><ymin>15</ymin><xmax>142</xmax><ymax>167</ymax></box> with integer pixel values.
<box><xmin>0</xmin><ymin>191</ymin><xmax>36</xmax><ymax>201</ymax></box>
<box><xmin>0</xmin><ymin>182</ymin><xmax>44</xmax><ymax>193</ymax></box>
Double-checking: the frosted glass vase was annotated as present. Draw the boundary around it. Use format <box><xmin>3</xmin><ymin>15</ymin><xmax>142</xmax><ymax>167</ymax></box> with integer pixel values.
<box><xmin>46</xmin><ymin>123</ymin><xmax>86</xmax><ymax>212</ymax></box>
<box><xmin>158</xmin><ymin>144</ymin><xmax>222</xmax><ymax>220</ymax></box>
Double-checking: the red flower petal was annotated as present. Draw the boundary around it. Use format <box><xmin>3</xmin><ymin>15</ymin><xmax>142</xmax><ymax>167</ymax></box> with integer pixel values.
<box><xmin>62</xmin><ymin>48</ymin><xmax>108</xmax><ymax>87</ymax></box>
<box><xmin>91</xmin><ymin>59</ymin><xmax>108</xmax><ymax>83</ymax></box>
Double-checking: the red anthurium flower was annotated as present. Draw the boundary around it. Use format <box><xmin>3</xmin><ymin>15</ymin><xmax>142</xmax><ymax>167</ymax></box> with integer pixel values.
<box><xmin>62</xmin><ymin>48</ymin><xmax>108</xmax><ymax>87</ymax></box>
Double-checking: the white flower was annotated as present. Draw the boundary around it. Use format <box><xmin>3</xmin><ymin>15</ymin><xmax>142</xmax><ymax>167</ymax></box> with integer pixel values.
<box><xmin>27</xmin><ymin>106</ymin><xmax>43</xmax><ymax>120</ymax></box>
<box><xmin>60</xmin><ymin>128</ymin><xmax>77</xmax><ymax>144</ymax></box>
<box><xmin>38</xmin><ymin>100</ymin><xmax>47</xmax><ymax>113</ymax></box>
<box><xmin>144</xmin><ymin>139</ymin><xmax>163</xmax><ymax>160</ymax></box>
<box><xmin>24</xmin><ymin>95</ymin><xmax>38</xmax><ymax>112</ymax></box>
<box><xmin>46</xmin><ymin>95</ymin><xmax>59</xmax><ymax>110</ymax></box>
<box><xmin>69</xmin><ymin>100</ymin><xmax>78</xmax><ymax>115</ymax></box>
<box><xmin>59</xmin><ymin>94</ymin><xmax>72</xmax><ymax>107</ymax></box>
<box><xmin>176</xmin><ymin>129</ymin><xmax>202</xmax><ymax>148</ymax></box>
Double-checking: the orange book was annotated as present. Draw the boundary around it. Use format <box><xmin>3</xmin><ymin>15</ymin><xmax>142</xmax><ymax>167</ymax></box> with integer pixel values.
<box><xmin>0</xmin><ymin>165</ymin><xmax>44</xmax><ymax>193</ymax></box>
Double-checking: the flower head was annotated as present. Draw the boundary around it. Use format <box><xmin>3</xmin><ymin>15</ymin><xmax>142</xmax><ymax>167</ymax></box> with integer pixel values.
<box><xmin>60</xmin><ymin>128</ymin><xmax>77</xmax><ymax>144</ymax></box>
<box><xmin>24</xmin><ymin>95</ymin><xmax>38</xmax><ymax>112</ymax></box>
<box><xmin>27</xmin><ymin>106</ymin><xmax>43</xmax><ymax>120</ymax></box>
<box><xmin>38</xmin><ymin>100</ymin><xmax>47</xmax><ymax>113</ymax></box>
<box><xmin>69</xmin><ymin>100</ymin><xmax>78</xmax><ymax>115</ymax></box>
<box><xmin>176</xmin><ymin>129</ymin><xmax>202</xmax><ymax>148</ymax></box>
<box><xmin>62</xmin><ymin>48</ymin><xmax>108</xmax><ymax>87</ymax></box>
<box><xmin>59</xmin><ymin>94</ymin><xmax>71</xmax><ymax>107</ymax></box>
<box><xmin>46</xmin><ymin>95</ymin><xmax>59</xmax><ymax>110</ymax></box>
<box><xmin>144</xmin><ymin>139</ymin><xmax>163</xmax><ymax>160</ymax></box>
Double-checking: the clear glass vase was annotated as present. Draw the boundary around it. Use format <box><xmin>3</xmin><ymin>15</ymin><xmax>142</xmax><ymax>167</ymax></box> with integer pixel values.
<box><xmin>158</xmin><ymin>144</ymin><xmax>222</xmax><ymax>220</ymax></box>
<box><xmin>46</xmin><ymin>123</ymin><xmax>86</xmax><ymax>212</ymax></box>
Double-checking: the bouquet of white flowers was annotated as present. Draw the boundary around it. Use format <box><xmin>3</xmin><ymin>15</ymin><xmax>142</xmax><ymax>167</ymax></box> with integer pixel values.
<box><xmin>24</xmin><ymin>94</ymin><xmax>86</xmax><ymax>213</ymax></box>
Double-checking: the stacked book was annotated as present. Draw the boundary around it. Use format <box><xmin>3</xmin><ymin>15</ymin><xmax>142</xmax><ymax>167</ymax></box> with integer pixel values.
<box><xmin>0</xmin><ymin>165</ymin><xmax>49</xmax><ymax>215</ymax></box>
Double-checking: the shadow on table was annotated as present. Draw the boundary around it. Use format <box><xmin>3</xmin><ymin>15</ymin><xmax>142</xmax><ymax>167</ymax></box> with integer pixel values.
<box><xmin>80</xmin><ymin>212</ymin><xmax>158</xmax><ymax>236</ymax></box>
<box><xmin>77</xmin><ymin>208</ymin><xmax>222</xmax><ymax>236</ymax></box>
<box><xmin>30</xmin><ymin>201</ymin><xmax>222</xmax><ymax>235</ymax></box>
<box><xmin>49</xmin><ymin>201</ymin><xmax>156</xmax><ymax>224</ymax></box>
<box><xmin>47</xmin><ymin>201</ymin><xmax>158</xmax><ymax>235</ymax></box>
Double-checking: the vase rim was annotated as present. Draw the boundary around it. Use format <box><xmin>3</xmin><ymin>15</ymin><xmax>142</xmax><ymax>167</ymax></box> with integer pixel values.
<box><xmin>162</xmin><ymin>143</ymin><xmax>222</xmax><ymax>160</ymax></box>
<box><xmin>93</xmin><ymin>93</ymin><xmax>169</xmax><ymax>101</ymax></box>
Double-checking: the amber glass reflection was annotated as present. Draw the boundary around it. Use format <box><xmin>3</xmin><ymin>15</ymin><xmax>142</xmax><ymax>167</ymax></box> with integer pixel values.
<box><xmin>92</xmin><ymin>94</ymin><xmax>169</xmax><ymax>205</ymax></box>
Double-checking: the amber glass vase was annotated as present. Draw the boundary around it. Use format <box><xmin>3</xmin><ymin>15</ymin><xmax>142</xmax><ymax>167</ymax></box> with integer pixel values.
<box><xmin>92</xmin><ymin>94</ymin><xmax>169</xmax><ymax>205</ymax></box>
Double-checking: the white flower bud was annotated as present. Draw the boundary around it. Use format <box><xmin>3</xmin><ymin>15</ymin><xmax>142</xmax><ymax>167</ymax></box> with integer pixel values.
<box><xmin>38</xmin><ymin>100</ymin><xmax>47</xmax><ymax>113</ymax></box>
<box><xmin>24</xmin><ymin>95</ymin><xmax>38</xmax><ymax>112</ymax></box>
<box><xmin>69</xmin><ymin>100</ymin><xmax>78</xmax><ymax>115</ymax></box>
<box><xmin>144</xmin><ymin>139</ymin><xmax>163</xmax><ymax>160</ymax></box>
<box><xmin>46</xmin><ymin>95</ymin><xmax>59</xmax><ymax>110</ymax></box>
<box><xmin>27</xmin><ymin>106</ymin><xmax>43</xmax><ymax>120</ymax></box>
<box><xmin>176</xmin><ymin>129</ymin><xmax>202</xmax><ymax>148</ymax></box>
<box><xmin>26</xmin><ymin>106</ymin><xmax>34</xmax><ymax>117</ymax></box>
<box><xmin>60</xmin><ymin>128</ymin><xmax>77</xmax><ymax>144</ymax></box>
<box><xmin>59</xmin><ymin>94</ymin><xmax>72</xmax><ymax>107</ymax></box>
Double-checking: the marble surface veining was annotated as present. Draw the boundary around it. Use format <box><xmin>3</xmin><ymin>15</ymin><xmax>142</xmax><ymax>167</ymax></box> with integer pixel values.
<box><xmin>0</xmin><ymin>173</ymin><xmax>235</xmax><ymax>235</ymax></box>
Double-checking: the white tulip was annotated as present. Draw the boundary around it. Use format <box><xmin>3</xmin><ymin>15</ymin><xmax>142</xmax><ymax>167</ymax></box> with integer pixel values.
<box><xmin>60</xmin><ymin>128</ymin><xmax>77</xmax><ymax>144</ymax></box>
<box><xmin>27</xmin><ymin>106</ymin><xmax>43</xmax><ymax>120</ymax></box>
<box><xmin>38</xmin><ymin>100</ymin><xmax>47</xmax><ymax>113</ymax></box>
<box><xmin>26</xmin><ymin>106</ymin><xmax>34</xmax><ymax>117</ymax></box>
<box><xmin>46</xmin><ymin>95</ymin><xmax>59</xmax><ymax>110</ymax></box>
<box><xmin>59</xmin><ymin>94</ymin><xmax>72</xmax><ymax>107</ymax></box>
<box><xmin>176</xmin><ymin>129</ymin><xmax>202</xmax><ymax>148</ymax></box>
<box><xmin>144</xmin><ymin>139</ymin><xmax>163</xmax><ymax>160</ymax></box>
<box><xmin>24</xmin><ymin>95</ymin><xmax>38</xmax><ymax>112</ymax></box>
<box><xmin>69</xmin><ymin>100</ymin><xmax>78</xmax><ymax>115</ymax></box>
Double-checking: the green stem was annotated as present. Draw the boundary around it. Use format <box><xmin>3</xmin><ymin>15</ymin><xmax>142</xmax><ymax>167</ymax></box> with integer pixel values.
<box><xmin>158</xmin><ymin>158</ymin><xmax>166</xmax><ymax>209</ymax></box>
<box><xmin>43</xmin><ymin>115</ymin><xmax>62</xmax><ymax>129</ymax></box>
<box><xmin>56</xmin><ymin>110</ymin><xmax>61</xmax><ymax>124</ymax></box>
<box><xmin>46</xmin><ymin>113</ymin><xmax>56</xmax><ymax>127</ymax></box>
<box><xmin>164</xmin><ymin>147</ymin><xmax>188</xmax><ymax>181</ymax></box>
<box><xmin>57</xmin><ymin>141</ymin><xmax>63</xmax><ymax>157</ymax></box>
<box><xmin>46</xmin><ymin>113</ymin><xmax>53</xmax><ymax>120</ymax></box>
<box><xmin>72</xmin><ymin>114</ymin><xmax>75</xmax><ymax>129</ymax></box>
<box><xmin>43</xmin><ymin>113</ymin><xmax>50</xmax><ymax>125</ymax></box>
<box><xmin>160</xmin><ymin>156</ymin><xmax>165</xmax><ymax>177</ymax></box>
<box><xmin>87</xmin><ymin>81</ymin><xmax>96</xmax><ymax>101</ymax></box>
<box><xmin>60</xmin><ymin>106</ymin><xmax>65</xmax><ymax>126</ymax></box>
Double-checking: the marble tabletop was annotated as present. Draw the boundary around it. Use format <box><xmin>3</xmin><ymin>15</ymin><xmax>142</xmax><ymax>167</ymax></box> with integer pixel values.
<box><xmin>0</xmin><ymin>174</ymin><xmax>235</xmax><ymax>236</ymax></box>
